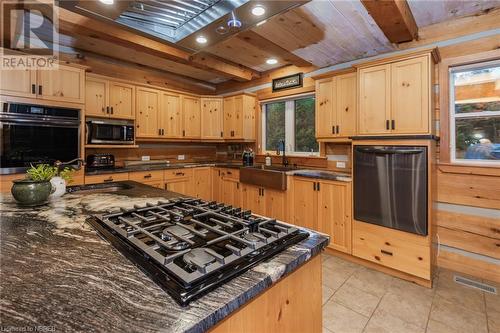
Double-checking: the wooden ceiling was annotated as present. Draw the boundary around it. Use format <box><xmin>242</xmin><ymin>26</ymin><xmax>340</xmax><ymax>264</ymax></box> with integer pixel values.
<box><xmin>10</xmin><ymin>0</ymin><xmax>499</xmax><ymax>94</ymax></box>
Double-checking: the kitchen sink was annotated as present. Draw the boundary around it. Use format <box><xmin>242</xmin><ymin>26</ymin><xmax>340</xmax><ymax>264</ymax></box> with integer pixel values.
<box><xmin>240</xmin><ymin>165</ymin><xmax>297</xmax><ymax>190</ymax></box>
<box><xmin>66</xmin><ymin>182</ymin><xmax>134</xmax><ymax>194</ymax></box>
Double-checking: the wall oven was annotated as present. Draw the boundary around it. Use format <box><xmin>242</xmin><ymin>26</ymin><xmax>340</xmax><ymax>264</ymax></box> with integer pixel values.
<box><xmin>86</xmin><ymin>118</ymin><xmax>134</xmax><ymax>145</ymax></box>
<box><xmin>354</xmin><ymin>145</ymin><xmax>428</xmax><ymax>236</ymax></box>
<box><xmin>0</xmin><ymin>102</ymin><xmax>81</xmax><ymax>175</ymax></box>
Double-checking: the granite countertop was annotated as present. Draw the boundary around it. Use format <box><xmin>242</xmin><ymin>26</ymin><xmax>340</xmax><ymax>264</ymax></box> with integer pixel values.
<box><xmin>85</xmin><ymin>162</ymin><xmax>244</xmax><ymax>175</ymax></box>
<box><xmin>287</xmin><ymin>169</ymin><xmax>352</xmax><ymax>182</ymax></box>
<box><xmin>0</xmin><ymin>181</ymin><xmax>328</xmax><ymax>333</ymax></box>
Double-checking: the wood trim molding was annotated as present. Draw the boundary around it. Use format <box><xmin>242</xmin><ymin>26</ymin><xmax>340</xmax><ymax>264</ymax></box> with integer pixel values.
<box><xmin>438</xmin><ymin>163</ymin><xmax>500</xmax><ymax>177</ymax></box>
<box><xmin>438</xmin><ymin>49</ymin><xmax>500</xmax><ymax>164</ymax></box>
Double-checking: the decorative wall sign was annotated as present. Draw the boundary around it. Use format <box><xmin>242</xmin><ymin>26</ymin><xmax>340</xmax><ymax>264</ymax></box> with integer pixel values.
<box><xmin>272</xmin><ymin>73</ymin><xmax>303</xmax><ymax>92</ymax></box>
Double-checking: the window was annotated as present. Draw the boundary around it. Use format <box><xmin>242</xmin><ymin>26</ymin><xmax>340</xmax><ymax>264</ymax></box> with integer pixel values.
<box><xmin>262</xmin><ymin>96</ymin><xmax>318</xmax><ymax>155</ymax></box>
<box><xmin>450</xmin><ymin>61</ymin><xmax>500</xmax><ymax>164</ymax></box>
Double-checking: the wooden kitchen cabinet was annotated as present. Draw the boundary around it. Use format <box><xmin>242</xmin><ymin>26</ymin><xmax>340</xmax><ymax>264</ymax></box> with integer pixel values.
<box><xmin>201</xmin><ymin>97</ymin><xmax>223</xmax><ymax>140</ymax></box>
<box><xmin>181</xmin><ymin>95</ymin><xmax>201</xmax><ymax>138</ymax></box>
<box><xmin>265</xmin><ymin>188</ymin><xmax>286</xmax><ymax>221</ymax></box>
<box><xmin>85</xmin><ymin>77</ymin><xmax>108</xmax><ymax>117</ymax></box>
<box><xmin>289</xmin><ymin>176</ymin><xmax>352</xmax><ymax>253</ymax></box>
<box><xmin>164</xmin><ymin>168</ymin><xmax>194</xmax><ymax>196</ymax></box>
<box><xmin>357</xmin><ymin>54</ymin><xmax>432</xmax><ymax>135</ymax></box>
<box><xmin>193</xmin><ymin>167</ymin><xmax>212</xmax><ymax>200</ymax></box>
<box><xmin>165</xmin><ymin>177</ymin><xmax>191</xmax><ymax>195</ymax></box>
<box><xmin>109</xmin><ymin>81</ymin><xmax>135</xmax><ymax>119</ymax></box>
<box><xmin>136</xmin><ymin>87</ymin><xmax>160</xmax><ymax>138</ymax></box>
<box><xmin>221</xmin><ymin>177</ymin><xmax>241</xmax><ymax>207</ymax></box>
<box><xmin>1</xmin><ymin>65</ymin><xmax>84</xmax><ymax>104</ymax></box>
<box><xmin>85</xmin><ymin>75</ymin><xmax>135</xmax><ymax>120</ymax></box>
<box><xmin>0</xmin><ymin>69</ymin><xmax>37</xmax><ymax>98</ymax></box>
<box><xmin>84</xmin><ymin>172</ymin><xmax>129</xmax><ymax>185</ymax></box>
<box><xmin>315</xmin><ymin>73</ymin><xmax>357</xmax><ymax>139</ymax></box>
<box><xmin>223</xmin><ymin>93</ymin><xmax>256</xmax><ymax>141</ymax></box>
<box><xmin>242</xmin><ymin>184</ymin><xmax>286</xmax><ymax>220</ymax></box>
<box><xmin>160</xmin><ymin>92</ymin><xmax>182</xmax><ymax>138</ymax></box>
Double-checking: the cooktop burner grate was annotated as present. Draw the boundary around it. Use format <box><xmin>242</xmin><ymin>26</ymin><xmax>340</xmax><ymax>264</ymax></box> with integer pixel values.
<box><xmin>88</xmin><ymin>197</ymin><xmax>309</xmax><ymax>306</ymax></box>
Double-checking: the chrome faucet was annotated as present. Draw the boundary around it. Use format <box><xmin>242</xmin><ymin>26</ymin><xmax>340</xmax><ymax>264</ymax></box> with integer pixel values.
<box><xmin>54</xmin><ymin>158</ymin><xmax>86</xmax><ymax>172</ymax></box>
<box><xmin>276</xmin><ymin>140</ymin><xmax>289</xmax><ymax>167</ymax></box>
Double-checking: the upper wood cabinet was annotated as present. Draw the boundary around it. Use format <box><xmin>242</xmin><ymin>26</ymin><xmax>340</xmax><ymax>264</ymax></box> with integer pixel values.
<box><xmin>136</xmin><ymin>87</ymin><xmax>159</xmax><ymax>138</ymax></box>
<box><xmin>201</xmin><ymin>97</ymin><xmax>223</xmax><ymax>140</ymax></box>
<box><xmin>1</xmin><ymin>65</ymin><xmax>84</xmax><ymax>104</ymax></box>
<box><xmin>181</xmin><ymin>95</ymin><xmax>201</xmax><ymax>138</ymax></box>
<box><xmin>358</xmin><ymin>54</ymin><xmax>432</xmax><ymax>135</ymax></box>
<box><xmin>160</xmin><ymin>92</ymin><xmax>182</xmax><ymax>138</ymax></box>
<box><xmin>315</xmin><ymin>72</ymin><xmax>357</xmax><ymax>139</ymax></box>
<box><xmin>223</xmin><ymin>93</ymin><xmax>256</xmax><ymax>141</ymax></box>
<box><xmin>289</xmin><ymin>176</ymin><xmax>352</xmax><ymax>254</ymax></box>
<box><xmin>86</xmin><ymin>75</ymin><xmax>135</xmax><ymax>120</ymax></box>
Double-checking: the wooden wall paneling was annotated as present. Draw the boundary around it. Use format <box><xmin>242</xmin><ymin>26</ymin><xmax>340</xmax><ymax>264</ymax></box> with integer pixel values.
<box><xmin>437</xmin><ymin>226</ymin><xmax>499</xmax><ymax>259</ymax></box>
<box><xmin>437</xmin><ymin>249</ymin><xmax>500</xmax><ymax>283</ymax></box>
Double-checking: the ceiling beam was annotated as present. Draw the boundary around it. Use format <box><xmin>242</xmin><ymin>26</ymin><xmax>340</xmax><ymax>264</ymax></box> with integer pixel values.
<box><xmin>57</xmin><ymin>8</ymin><xmax>258</xmax><ymax>81</ymax></box>
<box><xmin>360</xmin><ymin>0</ymin><xmax>418</xmax><ymax>43</ymax></box>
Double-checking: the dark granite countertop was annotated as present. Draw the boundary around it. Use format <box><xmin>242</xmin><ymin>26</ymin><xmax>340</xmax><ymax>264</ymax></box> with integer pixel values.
<box><xmin>0</xmin><ymin>181</ymin><xmax>328</xmax><ymax>333</ymax></box>
<box><xmin>287</xmin><ymin>169</ymin><xmax>352</xmax><ymax>182</ymax></box>
<box><xmin>85</xmin><ymin>162</ymin><xmax>244</xmax><ymax>175</ymax></box>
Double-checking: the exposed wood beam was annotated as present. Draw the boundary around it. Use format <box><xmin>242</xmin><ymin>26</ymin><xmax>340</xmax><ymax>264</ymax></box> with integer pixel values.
<box><xmin>360</xmin><ymin>0</ymin><xmax>418</xmax><ymax>43</ymax></box>
<box><xmin>57</xmin><ymin>8</ymin><xmax>258</xmax><ymax>81</ymax></box>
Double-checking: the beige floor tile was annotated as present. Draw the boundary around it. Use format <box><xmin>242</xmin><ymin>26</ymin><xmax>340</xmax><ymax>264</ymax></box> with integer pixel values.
<box><xmin>363</xmin><ymin>308</ymin><xmax>424</xmax><ymax>333</ymax></box>
<box><xmin>323</xmin><ymin>300</ymin><xmax>369</xmax><ymax>333</ymax></box>
<box><xmin>485</xmin><ymin>292</ymin><xmax>500</xmax><ymax>333</ymax></box>
<box><xmin>323</xmin><ymin>326</ymin><xmax>334</xmax><ymax>333</ymax></box>
<box><xmin>333</xmin><ymin>284</ymin><xmax>381</xmax><ymax>317</ymax></box>
<box><xmin>435</xmin><ymin>270</ymin><xmax>486</xmax><ymax>313</ymax></box>
<box><xmin>485</xmin><ymin>291</ymin><xmax>500</xmax><ymax>313</ymax></box>
<box><xmin>389</xmin><ymin>276</ymin><xmax>435</xmax><ymax>298</ymax></box>
<box><xmin>343</xmin><ymin>267</ymin><xmax>394</xmax><ymax>297</ymax></box>
<box><xmin>323</xmin><ymin>285</ymin><xmax>335</xmax><ymax>305</ymax></box>
<box><xmin>322</xmin><ymin>263</ymin><xmax>355</xmax><ymax>291</ymax></box>
<box><xmin>323</xmin><ymin>255</ymin><xmax>360</xmax><ymax>271</ymax></box>
<box><xmin>376</xmin><ymin>290</ymin><xmax>432</xmax><ymax>329</ymax></box>
<box><xmin>427</xmin><ymin>295</ymin><xmax>488</xmax><ymax>333</ymax></box>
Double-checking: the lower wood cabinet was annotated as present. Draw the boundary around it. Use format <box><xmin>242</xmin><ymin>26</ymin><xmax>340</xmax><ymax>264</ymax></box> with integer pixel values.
<box><xmin>352</xmin><ymin>221</ymin><xmax>431</xmax><ymax>280</ymax></box>
<box><xmin>165</xmin><ymin>168</ymin><xmax>194</xmax><ymax>196</ymax></box>
<box><xmin>242</xmin><ymin>184</ymin><xmax>286</xmax><ymax>221</ymax></box>
<box><xmin>193</xmin><ymin>167</ymin><xmax>212</xmax><ymax>200</ymax></box>
<box><xmin>289</xmin><ymin>176</ymin><xmax>352</xmax><ymax>254</ymax></box>
<box><xmin>212</xmin><ymin>168</ymin><xmax>242</xmax><ymax>207</ymax></box>
<box><xmin>84</xmin><ymin>172</ymin><xmax>129</xmax><ymax>185</ymax></box>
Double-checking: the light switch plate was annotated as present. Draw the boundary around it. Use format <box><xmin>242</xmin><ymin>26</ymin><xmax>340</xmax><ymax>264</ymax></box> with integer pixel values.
<box><xmin>336</xmin><ymin>161</ymin><xmax>346</xmax><ymax>169</ymax></box>
<box><xmin>177</xmin><ymin>155</ymin><xmax>185</xmax><ymax>160</ymax></box>
<box><xmin>141</xmin><ymin>155</ymin><xmax>150</xmax><ymax>161</ymax></box>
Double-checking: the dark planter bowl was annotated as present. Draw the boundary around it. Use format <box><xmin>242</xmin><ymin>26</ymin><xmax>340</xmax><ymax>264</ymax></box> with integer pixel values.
<box><xmin>11</xmin><ymin>179</ymin><xmax>53</xmax><ymax>206</ymax></box>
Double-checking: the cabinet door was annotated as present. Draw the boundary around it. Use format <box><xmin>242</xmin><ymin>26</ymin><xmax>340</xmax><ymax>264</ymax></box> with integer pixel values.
<box><xmin>241</xmin><ymin>95</ymin><xmax>256</xmax><ymax>141</ymax></box>
<box><xmin>109</xmin><ymin>82</ymin><xmax>135</xmax><ymax>119</ymax></box>
<box><xmin>232</xmin><ymin>96</ymin><xmax>244</xmax><ymax>138</ymax></box>
<box><xmin>136</xmin><ymin>88</ymin><xmax>159</xmax><ymax>137</ymax></box>
<box><xmin>0</xmin><ymin>69</ymin><xmax>36</xmax><ymax>98</ymax></box>
<box><xmin>336</xmin><ymin>73</ymin><xmax>357</xmax><ymax>137</ymax></box>
<box><xmin>193</xmin><ymin>167</ymin><xmax>212</xmax><ymax>200</ymax></box>
<box><xmin>37</xmin><ymin>65</ymin><xmax>84</xmax><ymax>103</ymax></box>
<box><xmin>315</xmin><ymin>78</ymin><xmax>336</xmax><ymax>138</ymax></box>
<box><xmin>223</xmin><ymin>97</ymin><xmax>234</xmax><ymax>139</ymax></box>
<box><xmin>358</xmin><ymin>64</ymin><xmax>391</xmax><ymax>135</ymax></box>
<box><xmin>391</xmin><ymin>56</ymin><xmax>429</xmax><ymax>134</ymax></box>
<box><xmin>242</xmin><ymin>185</ymin><xmax>265</xmax><ymax>215</ymax></box>
<box><xmin>221</xmin><ymin>178</ymin><xmax>241</xmax><ymax>207</ymax></box>
<box><xmin>291</xmin><ymin>177</ymin><xmax>317</xmax><ymax>230</ymax></box>
<box><xmin>85</xmin><ymin>77</ymin><xmax>108</xmax><ymax>117</ymax></box>
<box><xmin>182</xmin><ymin>96</ymin><xmax>201</xmax><ymax>138</ymax></box>
<box><xmin>317</xmin><ymin>182</ymin><xmax>351</xmax><ymax>253</ymax></box>
<box><xmin>159</xmin><ymin>92</ymin><xmax>181</xmax><ymax>138</ymax></box>
<box><xmin>165</xmin><ymin>178</ymin><xmax>190</xmax><ymax>195</ymax></box>
<box><xmin>212</xmin><ymin>169</ymin><xmax>222</xmax><ymax>202</ymax></box>
<box><xmin>201</xmin><ymin>98</ymin><xmax>223</xmax><ymax>139</ymax></box>
<box><xmin>264</xmin><ymin>189</ymin><xmax>286</xmax><ymax>221</ymax></box>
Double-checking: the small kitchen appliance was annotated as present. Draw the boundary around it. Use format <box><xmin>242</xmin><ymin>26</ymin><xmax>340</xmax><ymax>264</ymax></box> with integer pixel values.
<box><xmin>86</xmin><ymin>118</ymin><xmax>134</xmax><ymax>145</ymax></box>
<box><xmin>242</xmin><ymin>149</ymin><xmax>254</xmax><ymax>166</ymax></box>
<box><xmin>86</xmin><ymin>154</ymin><xmax>115</xmax><ymax>169</ymax></box>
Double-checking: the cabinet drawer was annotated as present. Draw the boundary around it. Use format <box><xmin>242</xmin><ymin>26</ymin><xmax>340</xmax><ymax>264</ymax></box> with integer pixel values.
<box><xmin>129</xmin><ymin>170</ymin><xmax>163</xmax><ymax>183</ymax></box>
<box><xmin>220</xmin><ymin>168</ymin><xmax>239</xmax><ymax>180</ymax></box>
<box><xmin>85</xmin><ymin>172</ymin><xmax>129</xmax><ymax>185</ymax></box>
<box><xmin>352</xmin><ymin>221</ymin><xmax>430</xmax><ymax>280</ymax></box>
<box><xmin>164</xmin><ymin>168</ymin><xmax>193</xmax><ymax>180</ymax></box>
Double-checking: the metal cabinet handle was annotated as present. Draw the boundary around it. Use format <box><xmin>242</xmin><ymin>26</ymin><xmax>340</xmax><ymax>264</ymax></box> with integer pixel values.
<box><xmin>332</xmin><ymin>126</ymin><xmax>335</xmax><ymax>134</ymax></box>
<box><xmin>104</xmin><ymin>177</ymin><xmax>113</xmax><ymax>182</ymax></box>
<box><xmin>158</xmin><ymin>129</ymin><xmax>161</xmax><ymax>135</ymax></box>
<box><xmin>32</xmin><ymin>84</ymin><xmax>36</xmax><ymax>94</ymax></box>
<box><xmin>386</xmin><ymin>120</ymin><xmax>390</xmax><ymax>130</ymax></box>
<box><xmin>175</xmin><ymin>172</ymin><xmax>185</xmax><ymax>176</ymax></box>
<box><xmin>336</xmin><ymin>125</ymin><xmax>339</xmax><ymax>134</ymax></box>
<box><xmin>38</xmin><ymin>85</ymin><xmax>42</xmax><ymax>95</ymax></box>
<box><xmin>391</xmin><ymin>120</ymin><xmax>395</xmax><ymax>130</ymax></box>
<box><xmin>110</xmin><ymin>107</ymin><xmax>114</xmax><ymax>114</ymax></box>
<box><xmin>317</xmin><ymin>182</ymin><xmax>320</xmax><ymax>191</ymax></box>
<box><xmin>380</xmin><ymin>249</ymin><xmax>393</xmax><ymax>256</ymax></box>
<box><xmin>106</xmin><ymin>106</ymin><xmax>110</xmax><ymax>114</ymax></box>
<box><xmin>144</xmin><ymin>174</ymin><xmax>152</xmax><ymax>179</ymax></box>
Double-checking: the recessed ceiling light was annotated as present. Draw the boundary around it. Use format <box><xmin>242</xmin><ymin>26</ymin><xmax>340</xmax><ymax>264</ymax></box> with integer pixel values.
<box><xmin>99</xmin><ymin>0</ymin><xmax>114</xmax><ymax>5</ymax></box>
<box><xmin>266</xmin><ymin>58</ymin><xmax>278</xmax><ymax>65</ymax></box>
<box><xmin>196</xmin><ymin>36</ymin><xmax>208</xmax><ymax>44</ymax></box>
<box><xmin>251</xmin><ymin>5</ymin><xmax>266</xmax><ymax>16</ymax></box>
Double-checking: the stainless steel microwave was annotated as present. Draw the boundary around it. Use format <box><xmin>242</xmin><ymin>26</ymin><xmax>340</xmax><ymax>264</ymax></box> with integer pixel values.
<box><xmin>86</xmin><ymin>119</ymin><xmax>134</xmax><ymax>145</ymax></box>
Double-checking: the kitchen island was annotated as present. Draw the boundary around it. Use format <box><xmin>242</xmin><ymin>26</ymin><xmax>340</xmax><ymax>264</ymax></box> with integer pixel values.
<box><xmin>0</xmin><ymin>182</ymin><xmax>327</xmax><ymax>333</ymax></box>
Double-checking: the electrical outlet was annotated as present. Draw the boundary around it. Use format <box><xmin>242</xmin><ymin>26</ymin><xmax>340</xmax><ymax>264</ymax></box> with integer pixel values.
<box><xmin>177</xmin><ymin>155</ymin><xmax>185</xmax><ymax>160</ymax></box>
<box><xmin>336</xmin><ymin>161</ymin><xmax>346</xmax><ymax>169</ymax></box>
<box><xmin>141</xmin><ymin>155</ymin><xmax>150</xmax><ymax>161</ymax></box>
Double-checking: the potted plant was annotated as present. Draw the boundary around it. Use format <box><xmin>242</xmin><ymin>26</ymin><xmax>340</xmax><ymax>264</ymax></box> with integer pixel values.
<box><xmin>11</xmin><ymin>164</ymin><xmax>57</xmax><ymax>206</ymax></box>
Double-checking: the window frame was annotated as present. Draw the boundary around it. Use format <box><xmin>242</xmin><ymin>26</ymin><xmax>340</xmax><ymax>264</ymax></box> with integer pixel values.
<box><xmin>261</xmin><ymin>94</ymin><xmax>319</xmax><ymax>157</ymax></box>
<box><xmin>449</xmin><ymin>59</ymin><xmax>500</xmax><ymax>166</ymax></box>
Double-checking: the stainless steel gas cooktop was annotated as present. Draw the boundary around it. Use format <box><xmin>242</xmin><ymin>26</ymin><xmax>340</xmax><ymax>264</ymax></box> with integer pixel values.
<box><xmin>88</xmin><ymin>197</ymin><xmax>309</xmax><ymax>306</ymax></box>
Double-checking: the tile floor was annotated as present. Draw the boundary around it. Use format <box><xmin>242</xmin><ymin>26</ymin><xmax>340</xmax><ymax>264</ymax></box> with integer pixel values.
<box><xmin>321</xmin><ymin>253</ymin><xmax>499</xmax><ymax>333</ymax></box>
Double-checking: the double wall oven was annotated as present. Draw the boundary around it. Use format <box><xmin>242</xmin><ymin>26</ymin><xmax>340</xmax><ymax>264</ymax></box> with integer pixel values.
<box><xmin>0</xmin><ymin>102</ymin><xmax>81</xmax><ymax>174</ymax></box>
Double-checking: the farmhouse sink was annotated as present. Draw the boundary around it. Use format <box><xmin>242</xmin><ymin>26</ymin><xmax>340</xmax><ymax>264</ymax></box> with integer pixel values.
<box><xmin>239</xmin><ymin>165</ymin><xmax>297</xmax><ymax>190</ymax></box>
